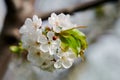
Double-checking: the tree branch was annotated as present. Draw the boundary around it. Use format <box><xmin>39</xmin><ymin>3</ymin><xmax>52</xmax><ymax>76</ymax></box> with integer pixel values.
<box><xmin>38</xmin><ymin>0</ymin><xmax>117</xmax><ymax>20</ymax></box>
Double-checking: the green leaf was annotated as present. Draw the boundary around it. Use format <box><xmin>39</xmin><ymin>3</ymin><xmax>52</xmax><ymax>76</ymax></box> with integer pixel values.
<box><xmin>60</xmin><ymin>35</ymin><xmax>81</xmax><ymax>56</ymax></box>
<box><xmin>60</xmin><ymin>29</ymin><xmax>88</xmax><ymax>57</ymax></box>
<box><xmin>72</xmin><ymin>29</ymin><xmax>88</xmax><ymax>50</ymax></box>
<box><xmin>62</xmin><ymin>29</ymin><xmax>88</xmax><ymax>50</ymax></box>
<box><xmin>60</xmin><ymin>36</ymin><xmax>69</xmax><ymax>52</ymax></box>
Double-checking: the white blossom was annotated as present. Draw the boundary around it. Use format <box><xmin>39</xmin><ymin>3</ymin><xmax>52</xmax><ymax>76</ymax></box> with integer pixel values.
<box><xmin>19</xmin><ymin>15</ymin><xmax>42</xmax><ymax>49</ymax></box>
<box><xmin>38</xmin><ymin>31</ymin><xmax>60</xmax><ymax>55</ymax></box>
<box><xmin>20</xmin><ymin>30</ymin><xmax>41</xmax><ymax>49</ymax></box>
<box><xmin>18</xmin><ymin>13</ymin><xmax>85</xmax><ymax>71</ymax></box>
<box><xmin>54</xmin><ymin>49</ymin><xmax>76</xmax><ymax>69</ymax></box>
<box><xmin>27</xmin><ymin>47</ymin><xmax>54</xmax><ymax>69</ymax></box>
<box><xmin>19</xmin><ymin>15</ymin><xmax>42</xmax><ymax>34</ymax></box>
<box><xmin>48</xmin><ymin>13</ymin><xmax>76</xmax><ymax>33</ymax></box>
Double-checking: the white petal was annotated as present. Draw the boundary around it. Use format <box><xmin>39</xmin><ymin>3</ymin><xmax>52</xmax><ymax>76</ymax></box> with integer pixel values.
<box><xmin>27</xmin><ymin>48</ymin><xmax>45</xmax><ymax>66</ymax></box>
<box><xmin>19</xmin><ymin>25</ymin><xmax>27</xmax><ymax>34</ymax></box>
<box><xmin>49</xmin><ymin>40</ymin><xmax>61</xmax><ymax>55</ymax></box>
<box><xmin>49</xmin><ymin>48</ymin><xmax>55</xmax><ymax>55</ymax></box>
<box><xmin>58</xmin><ymin>13</ymin><xmax>66</xmax><ymax>20</ymax></box>
<box><xmin>37</xmin><ymin>18</ymin><xmax>42</xmax><ymax>27</ymax></box>
<box><xmin>49</xmin><ymin>45</ymin><xmax>56</xmax><ymax>55</ymax></box>
<box><xmin>67</xmin><ymin>50</ymin><xmax>76</xmax><ymax>60</ymax></box>
<box><xmin>66</xmin><ymin>14</ymin><xmax>70</xmax><ymax>19</ymax></box>
<box><xmin>38</xmin><ymin>34</ymin><xmax>48</xmax><ymax>44</ymax></box>
<box><xmin>33</xmin><ymin>15</ymin><xmax>38</xmax><ymax>23</ymax></box>
<box><xmin>53</xmin><ymin>26</ymin><xmax>61</xmax><ymax>33</ymax></box>
<box><xmin>51</xmin><ymin>13</ymin><xmax>57</xmax><ymax>19</ymax></box>
<box><xmin>47</xmin><ymin>31</ymin><xmax>54</xmax><ymax>41</ymax></box>
<box><xmin>48</xmin><ymin>13</ymin><xmax>57</xmax><ymax>25</ymax></box>
<box><xmin>62</xmin><ymin>59</ymin><xmax>73</xmax><ymax>68</ymax></box>
<box><xmin>40</xmin><ymin>60</ymin><xmax>54</xmax><ymax>69</ymax></box>
<box><xmin>56</xmin><ymin>48</ymin><xmax>63</xmax><ymax>57</ymax></box>
<box><xmin>25</xmin><ymin>18</ymin><xmax>32</xmax><ymax>27</ymax></box>
<box><xmin>33</xmin><ymin>15</ymin><xmax>42</xmax><ymax>29</ymax></box>
<box><xmin>40</xmin><ymin>44</ymin><xmax>49</xmax><ymax>52</ymax></box>
<box><xmin>36</xmin><ymin>29</ymin><xmax>42</xmax><ymax>34</ymax></box>
<box><xmin>68</xmin><ymin>53</ymin><xmax>76</xmax><ymax>60</ymax></box>
<box><xmin>48</xmin><ymin>17</ymin><xmax>52</xmax><ymax>25</ymax></box>
<box><xmin>53</xmin><ymin>39</ymin><xmax>60</xmax><ymax>46</ymax></box>
<box><xmin>54</xmin><ymin>60</ymin><xmax>62</xmax><ymax>68</ymax></box>
<box><xmin>21</xmin><ymin>41</ymin><xmax>29</xmax><ymax>49</ymax></box>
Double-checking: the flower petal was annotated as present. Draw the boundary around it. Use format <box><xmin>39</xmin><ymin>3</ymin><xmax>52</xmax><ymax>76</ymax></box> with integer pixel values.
<box><xmin>33</xmin><ymin>15</ymin><xmax>38</xmax><ymax>23</ymax></box>
<box><xmin>68</xmin><ymin>53</ymin><xmax>76</xmax><ymax>60</ymax></box>
<box><xmin>48</xmin><ymin>13</ymin><xmax>57</xmax><ymax>26</ymax></box>
<box><xmin>56</xmin><ymin>48</ymin><xmax>63</xmax><ymax>57</ymax></box>
<box><xmin>27</xmin><ymin>48</ymin><xmax>45</xmax><ymax>66</ymax></box>
<box><xmin>53</xmin><ymin>39</ymin><xmax>60</xmax><ymax>46</ymax></box>
<box><xmin>40</xmin><ymin>44</ymin><xmax>49</xmax><ymax>52</ymax></box>
<box><xmin>47</xmin><ymin>31</ymin><xmax>54</xmax><ymax>41</ymax></box>
<box><xmin>37</xmin><ymin>18</ymin><xmax>42</xmax><ymax>27</ymax></box>
<box><xmin>66</xmin><ymin>50</ymin><xmax>76</xmax><ymax>60</ymax></box>
<box><xmin>49</xmin><ymin>44</ymin><xmax>56</xmax><ymax>55</ymax></box>
<box><xmin>51</xmin><ymin>13</ymin><xmax>57</xmax><ymax>20</ymax></box>
<box><xmin>25</xmin><ymin>18</ymin><xmax>32</xmax><ymax>27</ymax></box>
<box><xmin>62</xmin><ymin>59</ymin><xmax>73</xmax><ymax>68</ymax></box>
<box><xmin>58</xmin><ymin>13</ymin><xmax>66</xmax><ymax>20</ymax></box>
<box><xmin>19</xmin><ymin>25</ymin><xmax>27</xmax><ymax>34</ymax></box>
<box><xmin>54</xmin><ymin>60</ymin><xmax>62</xmax><ymax>68</ymax></box>
<box><xmin>53</xmin><ymin>26</ymin><xmax>61</xmax><ymax>33</ymax></box>
<box><xmin>38</xmin><ymin>34</ymin><xmax>48</xmax><ymax>44</ymax></box>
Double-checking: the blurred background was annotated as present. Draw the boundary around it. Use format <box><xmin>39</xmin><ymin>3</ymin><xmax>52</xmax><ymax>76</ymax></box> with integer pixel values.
<box><xmin>0</xmin><ymin>0</ymin><xmax>120</xmax><ymax>80</ymax></box>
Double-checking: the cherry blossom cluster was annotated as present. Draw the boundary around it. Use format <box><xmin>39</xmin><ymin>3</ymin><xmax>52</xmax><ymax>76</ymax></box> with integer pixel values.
<box><xmin>19</xmin><ymin>13</ymin><xmax>87</xmax><ymax>71</ymax></box>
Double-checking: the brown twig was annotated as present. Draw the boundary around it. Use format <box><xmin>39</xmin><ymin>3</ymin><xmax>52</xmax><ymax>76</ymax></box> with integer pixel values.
<box><xmin>38</xmin><ymin>0</ymin><xmax>117</xmax><ymax>20</ymax></box>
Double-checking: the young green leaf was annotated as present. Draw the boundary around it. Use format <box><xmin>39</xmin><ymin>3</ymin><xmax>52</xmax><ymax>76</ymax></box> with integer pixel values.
<box><xmin>60</xmin><ymin>35</ymin><xmax>81</xmax><ymax>56</ymax></box>
<box><xmin>64</xmin><ymin>29</ymin><xmax>88</xmax><ymax>50</ymax></box>
<box><xmin>72</xmin><ymin>29</ymin><xmax>88</xmax><ymax>50</ymax></box>
<box><xmin>60</xmin><ymin>36</ymin><xmax>69</xmax><ymax>52</ymax></box>
<box><xmin>60</xmin><ymin>29</ymin><xmax>87</xmax><ymax>57</ymax></box>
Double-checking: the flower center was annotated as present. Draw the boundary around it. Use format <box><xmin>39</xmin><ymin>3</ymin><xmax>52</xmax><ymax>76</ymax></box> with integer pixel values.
<box><xmin>48</xmin><ymin>41</ymin><xmax>51</xmax><ymax>44</ymax></box>
<box><xmin>36</xmin><ymin>52</ymin><xmax>41</xmax><ymax>56</ymax></box>
<box><xmin>52</xmin><ymin>36</ymin><xmax>57</xmax><ymax>40</ymax></box>
<box><xmin>55</xmin><ymin>21</ymin><xmax>59</xmax><ymax>26</ymax></box>
<box><xmin>45</xmin><ymin>27</ymin><xmax>51</xmax><ymax>31</ymax></box>
<box><xmin>61</xmin><ymin>56</ymin><xmax>66</xmax><ymax>61</ymax></box>
<box><xmin>35</xmin><ymin>41</ymin><xmax>40</xmax><ymax>45</ymax></box>
<box><xmin>51</xmin><ymin>58</ymin><xmax>56</xmax><ymax>62</ymax></box>
<box><xmin>42</xmin><ymin>62</ymin><xmax>47</xmax><ymax>65</ymax></box>
<box><xmin>33</xmin><ymin>23</ymin><xmax>38</xmax><ymax>29</ymax></box>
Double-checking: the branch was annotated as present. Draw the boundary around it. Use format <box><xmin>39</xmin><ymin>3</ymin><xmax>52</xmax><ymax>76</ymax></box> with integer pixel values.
<box><xmin>38</xmin><ymin>0</ymin><xmax>117</xmax><ymax>20</ymax></box>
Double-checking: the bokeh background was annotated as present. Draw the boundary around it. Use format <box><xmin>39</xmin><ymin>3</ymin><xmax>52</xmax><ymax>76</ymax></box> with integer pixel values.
<box><xmin>0</xmin><ymin>0</ymin><xmax>120</xmax><ymax>80</ymax></box>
